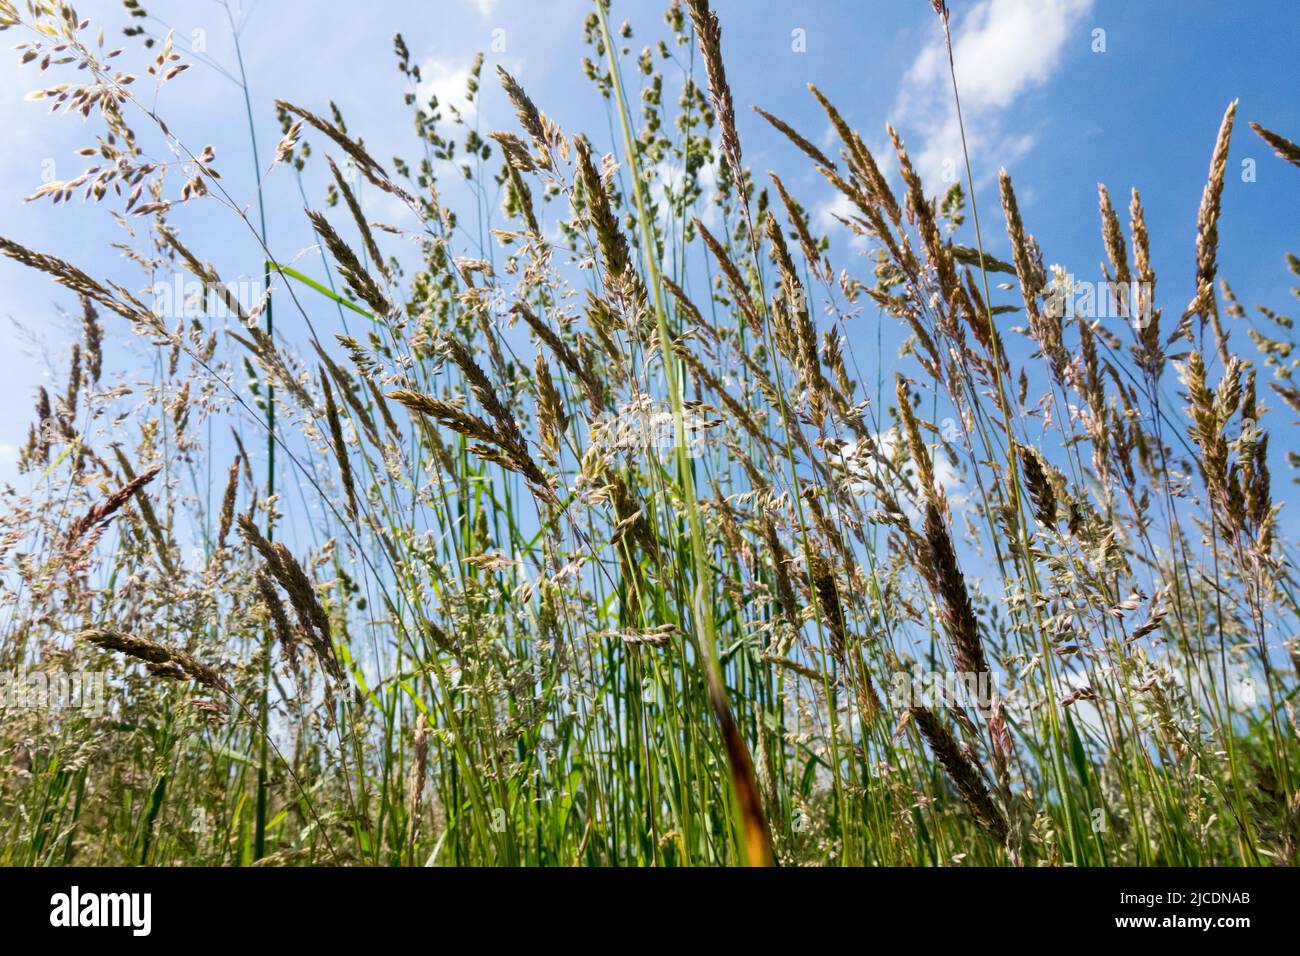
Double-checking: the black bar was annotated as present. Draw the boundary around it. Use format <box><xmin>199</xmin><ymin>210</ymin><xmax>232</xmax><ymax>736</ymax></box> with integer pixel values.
<box><xmin>0</xmin><ymin>866</ymin><xmax>1282</xmax><ymax>941</ymax></box>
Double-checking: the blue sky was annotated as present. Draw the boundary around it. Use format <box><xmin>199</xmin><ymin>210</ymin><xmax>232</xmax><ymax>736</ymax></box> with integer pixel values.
<box><xmin>1</xmin><ymin>0</ymin><xmax>1297</xmax><ymax>495</ymax></box>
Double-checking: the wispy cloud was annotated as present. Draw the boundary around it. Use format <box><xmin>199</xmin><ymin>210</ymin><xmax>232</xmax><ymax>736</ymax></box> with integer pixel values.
<box><xmin>894</xmin><ymin>0</ymin><xmax>1094</xmax><ymax>187</ymax></box>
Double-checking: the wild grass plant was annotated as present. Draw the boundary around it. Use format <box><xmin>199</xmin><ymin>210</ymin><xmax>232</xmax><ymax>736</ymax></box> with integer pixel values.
<box><xmin>1</xmin><ymin>0</ymin><xmax>1298</xmax><ymax>867</ymax></box>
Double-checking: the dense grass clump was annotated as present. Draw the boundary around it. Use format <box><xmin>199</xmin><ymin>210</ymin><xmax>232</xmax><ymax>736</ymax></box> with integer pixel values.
<box><xmin>1</xmin><ymin>0</ymin><xmax>1299</xmax><ymax>866</ymax></box>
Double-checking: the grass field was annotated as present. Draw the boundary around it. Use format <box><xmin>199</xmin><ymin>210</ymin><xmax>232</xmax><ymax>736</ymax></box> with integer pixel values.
<box><xmin>1</xmin><ymin>0</ymin><xmax>1298</xmax><ymax>867</ymax></box>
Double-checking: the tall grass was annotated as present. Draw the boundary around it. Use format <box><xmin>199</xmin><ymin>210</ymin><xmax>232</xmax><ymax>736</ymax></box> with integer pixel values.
<box><xmin>1</xmin><ymin>0</ymin><xmax>1298</xmax><ymax>867</ymax></box>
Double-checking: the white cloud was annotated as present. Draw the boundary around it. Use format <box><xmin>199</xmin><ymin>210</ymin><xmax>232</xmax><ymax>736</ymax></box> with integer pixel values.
<box><xmin>648</xmin><ymin>156</ymin><xmax>721</xmax><ymax>233</ymax></box>
<box><xmin>894</xmin><ymin>0</ymin><xmax>1093</xmax><ymax>187</ymax></box>
<box><xmin>468</xmin><ymin>0</ymin><xmax>499</xmax><ymax>16</ymax></box>
<box><xmin>416</xmin><ymin>57</ymin><xmax>479</xmax><ymax>120</ymax></box>
<box><xmin>0</xmin><ymin>441</ymin><xmax>17</xmax><ymax>484</ymax></box>
<box><xmin>831</xmin><ymin>428</ymin><xmax>967</xmax><ymax>521</ymax></box>
<box><xmin>815</xmin><ymin>191</ymin><xmax>869</xmax><ymax>252</ymax></box>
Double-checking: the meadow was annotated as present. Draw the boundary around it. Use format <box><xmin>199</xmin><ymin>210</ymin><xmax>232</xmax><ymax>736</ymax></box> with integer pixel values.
<box><xmin>1</xmin><ymin>0</ymin><xmax>1298</xmax><ymax>867</ymax></box>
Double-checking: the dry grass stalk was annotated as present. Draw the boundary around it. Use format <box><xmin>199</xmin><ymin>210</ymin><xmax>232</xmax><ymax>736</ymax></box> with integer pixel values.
<box><xmin>685</xmin><ymin>0</ymin><xmax>743</xmax><ymax>193</ymax></box>
<box><xmin>1250</xmin><ymin>121</ymin><xmax>1300</xmax><ymax>169</ymax></box>
<box><xmin>406</xmin><ymin>713</ymin><xmax>430</xmax><ymax>849</ymax></box>
<box><xmin>255</xmin><ymin>569</ymin><xmax>299</xmax><ymax>672</ymax></box>
<box><xmin>319</xmin><ymin>367</ymin><xmax>359</xmax><ymax>522</ymax></box>
<box><xmin>65</xmin><ymin>463</ymin><xmax>162</xmax><ymax>548</ymax></box>
<box><xmin>921</xmin><ymin>501</ymin><xmax>990</xmax><ymax>684</ymax></box>
<box><xmin>308</xmin><ymin>210</ymin><xmax>391</xmax><ymax>317</ymax></box>
<box><xmin>753</xmin><ymin>105</ymin><xmax>836</xmax><ymax>171</ymax></box>
<box><xmin>276</xmin><ymin>99</ymin><xmax>416</xmax><ymax>205</ymax></box>
<box><xmin>326</xmin><ymin>154</ymin><xmax>388</xmax><ymax>280</ymax></box>
<box><xmin>907</xmin><ymin>705</ymin><xmax>1007</xmax><ymax>843</ymax></box>
<box><xmin>1188</xmin><ymin>100</ymin><xmax>1238</xmax><ymax>362</ymax></box>
<box><xmin>81</xmin><ymin>627</ymin><xmax>231</xmax><ymax>694</ymax></box>
<box><xmin>238</xmin><ymin>515</ymin><xmax>343</xmax><ymax>682</ymax></box>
